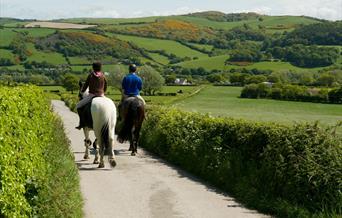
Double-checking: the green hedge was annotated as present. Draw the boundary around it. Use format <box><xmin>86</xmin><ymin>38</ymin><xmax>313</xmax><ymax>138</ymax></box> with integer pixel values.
<box><xmin>140</xmin><ymin>107</ymin><xmax>342</xmax><ymax>217</ymax></box>
<box><xmin>241</xmin><ymin>83</ymin><xmax>342</xmax><ymax>104</ymax></box>
<box><xmin>0</xmin><ymin>86</ymin><xmax>82</xmax><ymax>217</ymax></box>
<box><xmin>61</xmin><ymin>93</ymin><xmax>78</xmax><ymax>112</ymax></box>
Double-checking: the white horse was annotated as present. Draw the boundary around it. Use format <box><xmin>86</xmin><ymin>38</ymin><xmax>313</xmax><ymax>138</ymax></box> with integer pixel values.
<box><xmin>80</xmin><ymin>88</ymin><xmax>117</xmax><ymax>168</ymax></box>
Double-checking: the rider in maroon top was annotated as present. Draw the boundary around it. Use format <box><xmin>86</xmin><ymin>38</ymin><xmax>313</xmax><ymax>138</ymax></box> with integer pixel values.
<box><xmin>76</xmin><ymin>62</ymin><xmax>107</xmax><ymax>130</ymax></box>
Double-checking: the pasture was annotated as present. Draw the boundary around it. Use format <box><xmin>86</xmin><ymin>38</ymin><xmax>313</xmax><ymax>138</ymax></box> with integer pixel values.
<box><xmin>0</xmin><ymin>29</ymin><xmax>17</xmax><ymax>47</ymax></box>
<box><xmin>172</xmin><ymin>15</ymin><xmax>319</xmax><ymax>32</ymax></box>
<box><xmin>60</xmin><ymin>16</ymin><xmax>161</xmax><ymax>25</ymax></box>
<box><xmin>26</xmin><ymin>43</ymin><xmax>68</xmax><ymax>64</ymax></box>
<box><xmin>115</xmin><ymin>34</ymin><xmax>208</xmax><ymax>58</ymax></box>
<box><xmin>177</xmin><ymin>55</ymin><xmax>329</xmax><ymax>72</ymax></box>
<box><xmin>147</xmin><ymin>52</ymin><xmax>170</xmax><ymax>65</ymax></box>
<box><xmin>0</xmin><ymin>49</ymin><xmax>15</xmax><ymax>61</ymax></box>
<box><xmin>176</xmin><ymin>86</ymin><xmax>342</xmax><ymax>126</ymax></box>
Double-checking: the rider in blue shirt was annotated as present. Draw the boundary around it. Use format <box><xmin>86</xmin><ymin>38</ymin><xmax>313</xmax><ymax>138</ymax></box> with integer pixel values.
<box><xmin>121</xmin><ymin>64</ymin><xmax>145</xmax><ymax>104</ymax></box>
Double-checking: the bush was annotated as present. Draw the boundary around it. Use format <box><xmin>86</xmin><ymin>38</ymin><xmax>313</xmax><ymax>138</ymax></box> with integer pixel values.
<box><xmin>0</xmin><ymin>86</ymin><xmax>82</xmax><ymax>217</ymax></box>
<box><xmin>140</xmin><ymin>107</ymin><xmax>342</xmax><ymax>217</ymax></box>
<box><xmin>61</xmin><ymin>93</ymin><xmax>78</xmax><ymax>112</ymax></box>
<box><xmin>240</xmin><ymin>84</ymin><xmax>336</xmax><ymax>104</ymax></box>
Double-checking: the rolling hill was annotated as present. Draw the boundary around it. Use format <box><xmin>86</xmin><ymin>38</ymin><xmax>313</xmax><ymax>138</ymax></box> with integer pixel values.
<box><xmin>0</xmin><ymin>12</ymin><xmax>340</xmax><ymax>80</ymax></box>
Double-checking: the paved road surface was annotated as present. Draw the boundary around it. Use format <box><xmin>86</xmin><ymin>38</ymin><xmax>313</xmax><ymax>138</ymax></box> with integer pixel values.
<box><xmin>52</xmin><ymin>100</ymin><xmax>270</xmax><ymax>218</ymax></box>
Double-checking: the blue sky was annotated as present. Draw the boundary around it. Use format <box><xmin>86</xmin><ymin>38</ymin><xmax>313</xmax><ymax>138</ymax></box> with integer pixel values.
<box><xmin>1</xmin><ymin>0</ymin><xmax>341</xmax><ymax>20</ymax></box>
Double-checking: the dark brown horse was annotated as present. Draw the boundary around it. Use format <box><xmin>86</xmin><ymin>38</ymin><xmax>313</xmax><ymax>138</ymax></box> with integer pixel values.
<box><xmin>117</xmin><ymin>97</ymin><xmax>145</xmax><ymax>156</ymax></box>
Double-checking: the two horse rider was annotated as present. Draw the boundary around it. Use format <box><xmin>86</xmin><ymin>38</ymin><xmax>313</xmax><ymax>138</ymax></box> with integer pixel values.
<box><xmin>76</xmin><ymin>62</ymin><xmax>145</xmax><ymax>130</ymax></box>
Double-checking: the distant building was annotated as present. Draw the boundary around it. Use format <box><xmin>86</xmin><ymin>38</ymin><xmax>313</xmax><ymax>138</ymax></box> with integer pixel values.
<box><xmin>174</xmin><ymin>78</ymin><xmax>191</xmax><ymax>85</ymax></box>
<box><xmin>261</xmin><ymin>82</ymin><xmax>273</xmax><ymax>87</ymax></box>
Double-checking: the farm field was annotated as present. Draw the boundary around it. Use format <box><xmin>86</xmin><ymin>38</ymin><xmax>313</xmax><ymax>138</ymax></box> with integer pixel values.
<box><xmin>115</xmin><ymin>34</ymin><xmax>208</xmax><ymax>58</ymax></box>
<box><xmin>60</xmin><ymin>17</ymin><xmax>161</xmax><ymax>25</ymax></box>
<box><xmin>176</xmin><ymin>86</ymin><xmax>342</xmax><ymax>126</ymax></box>
<box><xmin>26</xmin><ymin>43</ymin><xmax>67</xmax><ymax>64</ymax></box>
<box><xmin>172</xmin><ymin>15</ymin><xmax>319</xmax><ymax>32</ymax></box>
<box><xmin>177</xmin><ymin>55</ymin><xmax>329</xmax><ymax>72</ymax></box>
<box><xmin>147</xmin><ymin>52</ymin><xmax>169</xmax><ymax>65</ymax></box>
<box><xmin>0</xmin><ymin>49</ymin><xmax>15</xmax><ymax>60</ymax></box>
<box><xmin>0</xmin><ymin>29</ymin><xmax>18</xmax><ymax>46</ymax></box>
<box><xmin>25</xmin><ymin>21</ymin><xmax>96</xmax><ymax>29</ymax></box>
<box><xmin>14</xmin><ymin>27</ymin><xmax>56</xmax><ymax>37</ymax></box>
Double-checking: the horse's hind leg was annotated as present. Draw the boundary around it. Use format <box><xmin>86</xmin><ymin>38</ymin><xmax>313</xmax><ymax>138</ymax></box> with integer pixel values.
<box><xmin>83</xmin><ymin>128</ymin><xmax>91</xmax><ymax>159</ymax></box>
<box><xmin>98</xmin><ymin>138</ymin><xmax>105</xmax><ymax>168</ymax></box>
<box><xmin>93</xmin><ymin>139</ymin><xmax>99</xmax><ymax>164</ymax></box>
<box><xmin>108</xmin><ymin>138</ymin><xmax>116</xmax><ymax>167</ymax></box>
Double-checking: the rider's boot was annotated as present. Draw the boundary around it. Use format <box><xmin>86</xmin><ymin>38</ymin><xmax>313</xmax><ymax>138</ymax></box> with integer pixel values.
<box><xmin>75</xmin><ymin>108</ymin><xmax>84</xmax><ymax>130</ymax></box>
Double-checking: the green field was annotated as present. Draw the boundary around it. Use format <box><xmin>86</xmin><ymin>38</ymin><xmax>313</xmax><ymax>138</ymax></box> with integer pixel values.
<box><xmin>177</xmin><ymin>55</ymin><xmax>228</xmax><ymax>70</ymax></box>
<box><xmin>176</xmin><ymin>86</ymin><xmax>342</xmax><ymax>126</ymax></box>
<box><xmin>115</xmin><ymin>34</ymin><xmax>208</xmax><ymax>58</ymax></box>
<box><xmin>27</xmin><ymin>43</ymin><xmax>67</xmax><ymax>64</ymax></box>
<box><xmin>187</xmin><ymin>42</ymin><xmax>214</xmax><ymax>52</ymax></box>
<box><xmin>178</xmin><ymin>55</ymin><xmax>328</xmax><ymax>72</ymax></box>
<box><xmin>0</xmin><ymin>49</ymin><xmax>15</xmax><ymax>60</ymax></box>
<box><xmin>68</xmin><ymin>56</ymin><xmax>90</xmax><ymax>65</ymax></box>
<box><xmin>172</xmin><ymin>15</ymin><xmax>319</xmax><ymax>32</ymax></box>
<box><xmin>147</xmin><ymin>52</ymin><xmax>169</xmax><ymax>65</ymax></box>
<box><xmin>14</xmin><ymin>28</ymin><xmax>55</xmax><ymax>37</ymax></box>
<box><xmin>0</xmin><ymin>29</ymin><xmax>17</xmax><ymax>47</ymax></box>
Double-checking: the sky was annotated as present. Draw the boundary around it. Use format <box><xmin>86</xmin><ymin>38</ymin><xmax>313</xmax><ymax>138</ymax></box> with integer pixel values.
<box><xmin>1</xmin><ymin>0</ymin><xmax>341</xmax><ymax>21</ymax></box>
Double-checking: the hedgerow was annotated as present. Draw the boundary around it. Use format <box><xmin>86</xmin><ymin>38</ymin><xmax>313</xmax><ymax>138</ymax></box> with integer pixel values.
<box><xmin>241</xmin><ymin>83</ymin><xmax>342</xmax><ymax>104</ymax></box>
<box><xmin>0</xmin><ymin>86</ymin><xmax>82</xmax><ymax>217</ymax></box>
<box><xmin>140</xmin><ymin>107</ymin><xmax>342</xmax><ymax>217</ymax></box>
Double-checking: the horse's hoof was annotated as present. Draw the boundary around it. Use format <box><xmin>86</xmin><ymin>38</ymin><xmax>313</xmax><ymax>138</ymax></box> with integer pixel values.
<box><xmin>109</xmin><ymin>159</ymin><xmax>117</xmax><ymax>168</ymax></box>
<box><xmin>98</xmin><ymin>163</ymin><xmax>105</xmax><ymax>168</ymax></box>
<box><xmin>93</xmin><ymin>160</ymin><xmax>99</xmax><ymax>164</ymax></box>
<box><xmin>131</xmin><ymin>152</ymin><xmax>136</xmax><ymax>156</ymax></box>
<box><xmin>84</xmin><ymin>154</ymin><xmax>90</xmax><ymax>159</ymax></box>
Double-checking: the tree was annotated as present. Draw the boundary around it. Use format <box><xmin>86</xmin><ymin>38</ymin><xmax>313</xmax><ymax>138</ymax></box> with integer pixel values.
<box><xmin>63</xmin><ymin>74</ymin><xmax>79</xmax><ymax>93</ymax></box>
<box><xmin>139</xmin><ymin>66</ymin><xmax>164</xmax><ymax>96</ymax></box>
<box><xmin>165</xmin><ymin>74</ymin><xmax>177</xmax><ymax>84</ymax></box>
<box><xmin>317</xmin><ymin>74</ymin><xmax>336</xmax><ymax>87</ymax></box>
<box><xmin>107</xmin><ymin>65</ymin><xmax>125</xmax><ymax>91</ymax></box>
<box><xmin>206</xmin><ymin>74</ymin><xmax>225</xmax><ymax>83</ymax></box>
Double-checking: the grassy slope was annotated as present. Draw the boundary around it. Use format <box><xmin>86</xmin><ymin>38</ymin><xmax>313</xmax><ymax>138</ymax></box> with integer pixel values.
<box><xmin>0</xmin><ymin>49</ymin><xmax>15</xmax><ymax>60</ymax></box>
<box><xmin>170</xmin><ymin>15</ymin><xmax>319</xmax><ymax>32</ymax></box>
<box><xmin>147</xmin><ymin>52</ymin><xmax>170</xmax><ymax>65</ymax></box>
<box><xmin>176</xmin><ymin>86</ymin><xmax>342</xmax><ymax>126</ymax></box>
<box><xmin>115</xmin><ymin>34</ymin><xmax>208</xmax><ymax>58</ymax></box>
<box><xmin>59</xmin><ymin>17</ymin><xmax>161</xmax><ymax>24</ymax></box>
<box><xmin>0</xmin><ymin>29</ymin><xmax>17</xmax><ymax>47</ymax></box>
<box><xmin>14</xmin><ymin>28</ymin><xmax>56</xmax><ymax>37</ymax></box>
<box><xmin>68</xmin><ymin>56</ymin><xmax>90</xmax><ymax>65</ymax></box>
<box><xmin>177</xmin><ymin>55</ymin><xmax>329</xmax><ymax>72</ymax></box>
<box><xmin>27</xmin><ymin>43</ymin><xmax>67</xmax><ymax>64</ymax></box>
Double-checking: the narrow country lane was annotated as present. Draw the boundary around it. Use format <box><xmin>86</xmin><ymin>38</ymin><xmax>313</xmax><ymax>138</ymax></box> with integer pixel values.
<box><xmin>51</xmin><ymin>100</ymin><xmax>270</xmax><ymax>218</ymax></box>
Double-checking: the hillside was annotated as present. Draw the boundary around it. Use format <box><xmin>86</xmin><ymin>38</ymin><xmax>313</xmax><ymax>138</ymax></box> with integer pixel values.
<box><xmin>0</xmin><ymin>11</ymin><xmax>341</xmax><ymax>85</ymax></box>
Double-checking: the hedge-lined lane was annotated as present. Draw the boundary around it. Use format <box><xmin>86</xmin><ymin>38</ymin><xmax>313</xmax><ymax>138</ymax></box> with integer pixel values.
<box><xmin>140</xmin><ymin>107</ymin><xmax>342</xmax><ymax>217</ymax></box>
<box><xmin>0</xmin><ymin>86</ymin><xmax>82</xmax><ymax>217</ymax></box>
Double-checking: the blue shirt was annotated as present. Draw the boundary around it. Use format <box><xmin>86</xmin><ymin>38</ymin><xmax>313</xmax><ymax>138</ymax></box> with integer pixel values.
<box><xmin>122</xmin><ymin>73</ymin><xmax>143</xmax><ymax>96</ymax></box>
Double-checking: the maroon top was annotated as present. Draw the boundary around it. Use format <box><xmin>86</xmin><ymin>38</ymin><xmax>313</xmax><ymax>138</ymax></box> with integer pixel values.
<box><xmin>81</xmin><ymin>71</ymin><xmax>107</xmax><ymax>96</ymax></box>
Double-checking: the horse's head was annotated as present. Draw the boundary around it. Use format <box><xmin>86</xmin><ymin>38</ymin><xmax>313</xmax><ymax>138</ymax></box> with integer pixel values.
<box><xmin>78</xmin><ymin>81</ymin><xmax>89</xmax><ymax>100</ymax></box>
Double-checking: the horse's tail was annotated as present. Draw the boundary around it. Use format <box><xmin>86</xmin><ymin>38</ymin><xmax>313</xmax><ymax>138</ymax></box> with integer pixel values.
<box><xmin>100</xmin><ymin>108</ymin><xmax>116</xmax><ymax>153</ymax></box>
<box><xmin>118</xmin><ymin>99</ymin><xmax>144</xmax><ymax>142</ymax></box>
<box><xmin>118</xmin><ymin>104</ymin><xmax>135</xmax><ymax>142</ymax></box>
<box><xmin>101</xmin><ymin>121</ymin><xmax>110</xmax><ymax>152</ymax></box>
